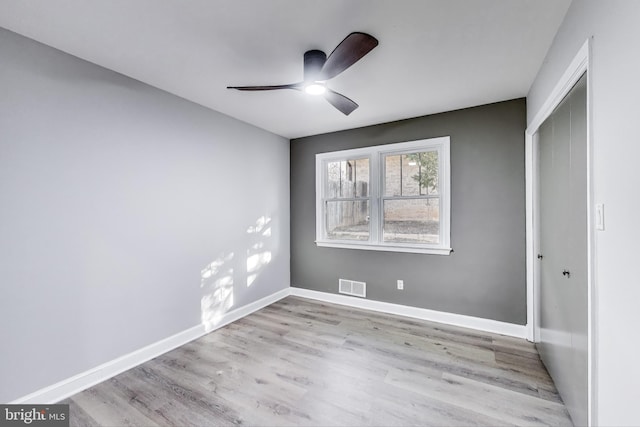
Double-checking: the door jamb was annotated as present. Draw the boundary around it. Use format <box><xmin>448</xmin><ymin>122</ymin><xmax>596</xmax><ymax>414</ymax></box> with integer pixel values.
<box><xmin>525</xmin><ymin>37</ymin><xmax>593</xmax><ymax>424</ymax></box>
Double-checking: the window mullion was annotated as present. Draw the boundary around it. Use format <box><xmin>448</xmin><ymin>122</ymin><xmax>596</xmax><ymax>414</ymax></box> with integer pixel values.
<box><xmin>379</xmin><ymin>151</ymin><xmax>385</xmax><ymax>244</ymax></box>
<box><xmin>323</xmin><ymin>161</ymin><xmax>330</xmax><ymax>240</ymax></box>
<box><xmin>316</xmin><ymin>159</ymin><xmax>326</xmax><ymax>241</ymax></box>
<box><xmin>369</xmin><ymin>153</ymin><xmax>380</xmax><ymax>243</ymax></box>
<box><xmin>438</xmin><ymin>146</ymin><xmax>443</xmax><ymax>245</ymax></box>
<box><xmin>440</xmin><ymin>144</ymin><xmax>450</xmax><ymax>248</ymax></box>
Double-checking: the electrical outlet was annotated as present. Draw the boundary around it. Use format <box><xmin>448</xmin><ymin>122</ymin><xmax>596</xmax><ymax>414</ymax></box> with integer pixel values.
<box><xmin>397</xmin><ymin>280</ymin><xmax>404</xmax><ymax>290</ymax></box>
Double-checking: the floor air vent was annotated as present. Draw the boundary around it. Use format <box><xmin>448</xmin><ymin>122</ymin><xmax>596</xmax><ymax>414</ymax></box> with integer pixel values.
<box><xmin>338</xmin><ymin>279</ymin><xmax>366</xmax><ymax>298</ymax></box>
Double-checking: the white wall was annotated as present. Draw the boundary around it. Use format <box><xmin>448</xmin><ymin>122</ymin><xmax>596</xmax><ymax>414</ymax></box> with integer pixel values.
<box><xmin>0</xmin><ymin>28</ymin><xmax>290</xmax><ymax>402</ymax></box>
<box><xmin>528</xmin><ymin>1</ymin><xmax>640</xmax><ymax>425</ymax></box>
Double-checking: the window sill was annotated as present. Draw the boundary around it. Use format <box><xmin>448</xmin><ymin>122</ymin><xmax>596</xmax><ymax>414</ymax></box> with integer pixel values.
<box><xmin>315</xmin><ymin>241</ymin><xmax>452</xmax><ymax>255</ymax></box>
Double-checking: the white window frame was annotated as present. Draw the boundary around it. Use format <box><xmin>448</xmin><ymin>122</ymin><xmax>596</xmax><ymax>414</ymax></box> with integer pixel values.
<box><xmin>315</xmin><ymin>137</ymin><xmax>451</xmax><ymax>255</ymax></box>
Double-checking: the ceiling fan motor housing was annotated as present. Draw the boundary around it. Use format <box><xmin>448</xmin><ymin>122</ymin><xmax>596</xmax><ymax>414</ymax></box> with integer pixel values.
<box><xmin>304</xmin><ymin>50</ymin><xmax>327</xmax><ymax>81</ymax></box>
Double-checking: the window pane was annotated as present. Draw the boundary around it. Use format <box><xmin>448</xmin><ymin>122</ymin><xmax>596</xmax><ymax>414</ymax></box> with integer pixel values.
<box><xmin>419</xmin><ymin>151</ymin><xmax>439</xmax><ymax>195</ymax></box>
<box><xmin>327</xmin><ymin>161</ymin><xmax>341</xmax><ymax>198</ymax></box>
<box><xmin>354</xmin><ymin>158</ymin><xmax>369</xmax><ymax>197</ymax></box>
<box><xmin>384</xmin><ymin>151</ymin><xmax>439</xmax><ymax>197</ymax></box>
<box><xmin>383</xmin><ymin>198</ymin><xmax>439</xmax><ymax>244</ymax></box>
<box><xmin>401</xmin><ymin>154</ymin><xmax>421</xmax><ymax>196</ymax></box>
<box><xmin>326</xmin><ymin>158</ymin><xmax>369</xmax><ymax>199</ymax></box>
<box><xmin>326</xmin><ymin>200</ymin><xmax>369</xmax><ymax>240</ymax></box>
<box><xmin>384</xmin><ymin>155</ymin><xmax>401</xmax><ymax>196</ymax></box>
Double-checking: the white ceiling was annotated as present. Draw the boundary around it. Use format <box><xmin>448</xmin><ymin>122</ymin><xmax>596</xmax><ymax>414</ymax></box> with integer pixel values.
<box><xmin>0</xmin><ymin>0</ymin><xmax>571</xmax><ymax>139</ymax></box>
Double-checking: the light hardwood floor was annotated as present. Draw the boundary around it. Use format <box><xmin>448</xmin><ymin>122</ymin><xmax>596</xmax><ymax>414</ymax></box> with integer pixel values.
<box><xmin>64</xmin><ymin>296</ymin><xmax>573</xmax><ymax>426</ymax></box>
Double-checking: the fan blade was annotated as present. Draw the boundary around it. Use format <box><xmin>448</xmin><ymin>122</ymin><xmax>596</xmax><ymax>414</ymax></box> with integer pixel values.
<box><xmin>227</xmin><ymin>83</ymin><xmax>301</xmax><ymax>91</ymax></box>
<box><xmin>324</xmin><ymin>89</ymin><xmax>358</xmax><ymax>115</ymax></box>
<box><xmin>319</xmin><ymin>32</ymin><xmax>378</xmax><ymax>80</ymax></box>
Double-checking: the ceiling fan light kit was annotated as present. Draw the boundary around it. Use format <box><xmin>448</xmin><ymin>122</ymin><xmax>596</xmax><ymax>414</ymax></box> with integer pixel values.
<box><xmin>304</xmin><ymin>83</ymin><xmax>326</xmax><ymax>95</ymax></box>
<box><xmin>227</xmin><ymin>32</ymin><xmax>378</xmax><ymax>115</ymax></box>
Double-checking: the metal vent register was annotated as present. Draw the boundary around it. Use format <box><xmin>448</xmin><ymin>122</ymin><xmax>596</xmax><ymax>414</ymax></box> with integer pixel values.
<box><xmin>338</xmin><ymin>279</ymin><xmax>366</xmax><ymax>298</ymax></box>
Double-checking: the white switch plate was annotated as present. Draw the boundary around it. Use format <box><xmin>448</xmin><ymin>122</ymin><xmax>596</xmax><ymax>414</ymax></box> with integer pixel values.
<box><xmin>397</xmin><ymin>280</ymin><xmax>404</xmax><ymax>290</ymax></box>
<box><xmin>595</xmin><ymin>203</ymin><xmax>605</xmax><ymax>230</ymax></box>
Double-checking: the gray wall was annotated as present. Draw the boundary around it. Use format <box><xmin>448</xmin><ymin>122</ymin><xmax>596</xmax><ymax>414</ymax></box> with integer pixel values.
<box><xmin>0</xmin><ymin>28</ymin><xmax>290</xmax><ymax>402</ymax></box>
<box><xmin>291</xmin><ymin>99</ymin><xmax>526</xmax><ymax>324</ymax></box>
<box><xmin>528</xmin><ymin>1</ymin><xmax>640</xmax><ymax>424</ymax></box>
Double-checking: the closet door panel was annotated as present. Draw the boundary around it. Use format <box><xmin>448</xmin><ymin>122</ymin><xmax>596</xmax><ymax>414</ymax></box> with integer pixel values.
<box><xmin>538</xmin><ymin>94</ymin><xmax>572</xmax><ymax>402</ymax></box>
<box><xmin>537</xmin><ymin>74</ymin><xmax>588</xmax><ymax>427</ymax></box>
<box><xmin>567</xmin><ymin>76</ymin><xmax>589</xmax><ymax>426</ymax></box>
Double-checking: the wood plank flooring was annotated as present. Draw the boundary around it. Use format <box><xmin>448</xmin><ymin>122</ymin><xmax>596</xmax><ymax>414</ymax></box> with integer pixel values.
<box><xmin>63</xmin><ymin>296</ymin><xmax>573</xmax><ymax>426</ymax></box>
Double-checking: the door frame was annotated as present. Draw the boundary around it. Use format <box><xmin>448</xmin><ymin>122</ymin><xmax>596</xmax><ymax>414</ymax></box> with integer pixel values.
<box><xmin>525</xmin><ymin>38</ymin><xmax>594</xmax><ymax>424</ymax></box>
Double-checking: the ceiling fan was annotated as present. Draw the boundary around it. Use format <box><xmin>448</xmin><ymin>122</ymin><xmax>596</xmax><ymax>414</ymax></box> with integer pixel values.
<box><xmin>227</xmin><ymin>32</ymin><xmax>378</xmax><ymax>116</ymax></box>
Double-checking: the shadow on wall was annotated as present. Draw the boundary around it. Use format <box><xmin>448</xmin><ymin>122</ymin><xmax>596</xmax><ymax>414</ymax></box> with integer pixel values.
<box><xmin>200</xmin><ymin>215</ymin><xmax>274</xmax><ymax>332</ymax></box>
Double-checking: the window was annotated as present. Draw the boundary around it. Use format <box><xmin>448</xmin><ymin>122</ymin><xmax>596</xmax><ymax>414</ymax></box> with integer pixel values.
<box><xmin>315</xmin><ymin>137</ymin><xmax>451</xmax><ymax>255</ymax></box>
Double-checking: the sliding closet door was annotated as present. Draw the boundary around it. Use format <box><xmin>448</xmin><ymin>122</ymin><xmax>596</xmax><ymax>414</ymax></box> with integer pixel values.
<box><xmin>537</xmin><ymin>74</ymin><xmax>587</xmax><ymax>427</ymax></box>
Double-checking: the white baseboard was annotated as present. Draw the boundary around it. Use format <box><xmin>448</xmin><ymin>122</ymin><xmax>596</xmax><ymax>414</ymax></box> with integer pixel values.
<box><xmin>10</xmin><ymin>288</ymin><xmax>290</xmax><ymax>404</ymax></box>
<box><xmin>289</xmin><ymin>288</ymin><xmax>527</xmax><ymax>339</ymax></box>
<box><xmin>11</xmin><ymin>285</ymin><xmax>526</xmax><ymax>404</ymax></box>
